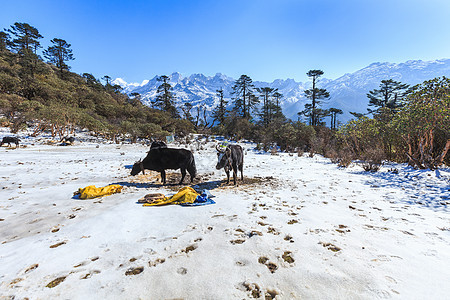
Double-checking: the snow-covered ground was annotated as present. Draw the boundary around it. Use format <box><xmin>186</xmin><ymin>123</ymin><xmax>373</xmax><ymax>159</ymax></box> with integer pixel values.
<box><xmin>0</xmin><ymin>134</ymin><xmax>449</xmax><ymax>299</ymax></box>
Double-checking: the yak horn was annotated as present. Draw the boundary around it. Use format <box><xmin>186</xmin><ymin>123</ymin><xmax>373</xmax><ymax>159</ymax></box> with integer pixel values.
<box><xmin>216</xmin><ymin>144</ymin><xmax>225</xmax><ymax>153</ymax></box>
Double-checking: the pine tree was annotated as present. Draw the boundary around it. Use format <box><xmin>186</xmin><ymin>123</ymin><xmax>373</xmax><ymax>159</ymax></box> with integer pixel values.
<box><xmin>328</xmin><ymin>108</ymin><xmax>343</xmax><ymax>129</ymax></box>
<box><xmin>211</xmin><ymin>88</ymin><xmax>228</xmax><ymax>126</ymax></box>
<box><xmin>367</xmin><ymin>79</ymin><xmax>410</xmax><ymax>112</ymax></box>
<box><xmin>6</xmin><ymin>22</ymin><xmax>43</xmax><ymax>54</ymax></box>
<box><xmin>43</xmin><ymin>38</ymin><xmax>74</xmax><ymax>75</ymax></box>
<box><xmin>154</xmin><ymin>75</ymin><xmax>179</xmax><ymax>118</ymax></box>
<box><xmin>256</xmin><ymin>87</ymin><xmax>277</xmax><ymax>126</ymax></box>
<box><xmin>0</xmin><ymin>31</ymin><xmax>9</xmax><ymax>52</ymax></box>
<box><xmin>6</xmin><ymin>22</ymin><xmax>43</xmax><ymax>77</ymax></box>
<box><xmin>102</xmin><ymin>75</ymin><xmax>112</xmax><ymax>85</ymax></box>
<box><xmin>272</xmin><ymin>91</ymin><xmax>285</xmax><ymax>120</ymax></box>
<box><xmin>302</xmin><ymin>70</ymin><xmax>329</xmax><ymax>126</ymax></box>
<box><xmin>128</xmin><ymin>92</ymin><xmax>141</xmax><ymax>106</ymax></box>
<box><xmin>231</xmin><ymin>75</ymin><xmax>258</xmax><ymax>119</ymax></box>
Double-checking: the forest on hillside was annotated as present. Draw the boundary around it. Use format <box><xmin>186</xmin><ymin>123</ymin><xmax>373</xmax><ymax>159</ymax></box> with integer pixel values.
<box><xmin>0</xmin><ymin>22</ymin><xmax>449</xmax><ymax>169</ymax></box>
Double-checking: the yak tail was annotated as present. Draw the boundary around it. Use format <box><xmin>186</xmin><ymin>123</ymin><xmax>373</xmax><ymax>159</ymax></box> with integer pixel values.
<box><xmin>188</xmin><ymin>153</ymin><xmax>197</xmax><ymax>179</ymax></box>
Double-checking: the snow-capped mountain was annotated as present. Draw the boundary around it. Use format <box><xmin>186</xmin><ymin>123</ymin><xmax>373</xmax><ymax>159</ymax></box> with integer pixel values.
<box><xmin>114</xmin><ymin>59</ymin><xmax>450</xmax><ymax>125</ymax></box>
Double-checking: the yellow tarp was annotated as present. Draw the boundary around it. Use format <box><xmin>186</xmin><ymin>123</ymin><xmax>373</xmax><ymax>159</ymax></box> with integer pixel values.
<box><xmin>143</xmin><ymin>187</ymin><xmax>199</xmax><ymax>206</ymax></box>
<box><xmin>75</xmin><ymin>184</ymin><xmax>123</xmax><ymax>199</ymax></box>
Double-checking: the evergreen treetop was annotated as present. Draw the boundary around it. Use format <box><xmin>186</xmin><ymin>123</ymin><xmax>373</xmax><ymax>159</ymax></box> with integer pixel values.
<box><xmin>43</xmin><ymin>38</ymin><xmax>74</xmax><ymax>75</ymax></box>
<box><xmin>367</xmin><ymin>79</ymin><xmax>410</xmax><ymax>112</ymax></box>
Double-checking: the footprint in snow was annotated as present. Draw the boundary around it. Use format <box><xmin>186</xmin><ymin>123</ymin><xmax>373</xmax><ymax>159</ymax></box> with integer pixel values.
<box><xmin>125</xmin><ymin>266</ymin><xmax>144</xmax><ymax>276</ymax></box>
<box><xmin>258</xmin><ymin>257</ymin><xmax>279</xmax><ymax>273</ymax></box>
<box><xmin>80</xmin><ymin>270</ymin><xmax>101</xmax><ymax>279</ymax></box>
<box><xmin>319</xmin><ymin>241</ymin><xmax>341</xmax><ymax>252</ymax></box>
<box><xmin>49</xmin><ymin>241</ymin><xmax>67</xmax><ymax>248</ymax></box>
<box><xmin>148</xmin><ymin>258</ymin><xmax>166</xmax><ymax>267</ymax></box>
<box><xmin>24</xmin><ymin>263</ymin><xmax>39</xmax><ymax>274</ymax></box>
<box><xmin>181</xmin><ymin>244</ymin><xmax>198</xmax><ymax>254</ymax></box>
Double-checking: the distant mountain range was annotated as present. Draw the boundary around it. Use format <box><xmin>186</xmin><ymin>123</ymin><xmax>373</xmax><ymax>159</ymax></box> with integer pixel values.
<box><xmin>113</xmin><ymin>59</ymin><xmax>450</xmax><ymax>125</ymax></box>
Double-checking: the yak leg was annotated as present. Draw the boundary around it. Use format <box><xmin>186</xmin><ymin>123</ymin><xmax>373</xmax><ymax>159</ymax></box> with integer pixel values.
<box><xmin>225</xmin><ymin>169</ymin><xmax>230</xmax><ymax>184</ymax></box>
<box><xmin>231</xmin><ymin>163</ymin><xmax>238</xmax><ymax>185</ymax></box>
<box><xmin>161</xmin><ymin>170</ymin><xmax>166</xmax><ymax>185</ymax></box>
<box><xmin>239</xmin><ymin>163</ymin><xmax>243</xmax><ymax>181</ymax></box>
<box><xmin>180</xmin><ymin>168</ymin><xmax>186</xmax><ymax>185</ymax></box>
<box><xmin>188</xmin><ymin>168</ymin><xmax>195</xmax><ymax>183</ymax></box>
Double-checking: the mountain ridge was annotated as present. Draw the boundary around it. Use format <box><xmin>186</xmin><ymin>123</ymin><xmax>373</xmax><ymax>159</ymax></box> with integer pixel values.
<box><xmin>113</xmin><ymin>58</ymin><xmax>450</xmax><ymax>124</ymax></box>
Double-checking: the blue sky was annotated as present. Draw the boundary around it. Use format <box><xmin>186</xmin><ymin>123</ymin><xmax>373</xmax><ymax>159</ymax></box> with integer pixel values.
<box><xmin>2</xmin><ymin>0</ymin><xmax>450</xmax><ymax>83</ymax></box>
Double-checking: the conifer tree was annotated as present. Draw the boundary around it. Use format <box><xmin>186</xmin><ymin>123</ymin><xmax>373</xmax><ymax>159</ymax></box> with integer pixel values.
<box><xmin>302</xmin><ymin>70</ymin><xmax>329</xmax><ymax>126</ymax></box>
<box><xmin>272</xmin><ymin>91</ymin><xmax>285</xmax><ymax>120</ymax></box>
<box><xmin>0</xmin><ymin>31</ymin><xmax>9</xmax><ymax>52</ymax></box>
<box><xmin>154</xmin><ymin>75</ymin><xmax>179</xmax><ymax>118</ymax></box>
<box><xmin>231</xmin><ymin>75</ymin><xmax>258</xmax><ymax>119</ymax></box>
<box><xmin>6</xmin><ymin>22</ymin><xmax>43</xmax><ymax>77</ymax></box>
<box><xmin>43</xmin><ymin>38</ymin><xmax>74</xmax><ymax>75</ymax></box>
<box><xmin>102</xmin><ymin>75</ymin><xmax>112</xmax><ymax>85</ymax></box>
<box><xmin>5</xmin><ymin>22</ymin><xmax>43</xmax><ymax>54</ymax></box>
<box><xmin>367</xmin><ymin>79</ymin><xmax>410</xmax><ymax>112</ymax></box>
<box><xmin>328</xmin><ymin>108</ymin><xmax>343</xmax><ymax>129</ymax></box>
<box><xmin>257</xmin><ymin>87</ymin><xmax>277</xmax><ymax>126</ymax></box>
<box><xmin>129</xmin><ymin>92</ymin><xmax>141</xmax><ymax>106</ymax></box>
<box><xmin>211</xmin><ymin>88</ymin><xmax>228</xmax><ymax>126</ymax></box>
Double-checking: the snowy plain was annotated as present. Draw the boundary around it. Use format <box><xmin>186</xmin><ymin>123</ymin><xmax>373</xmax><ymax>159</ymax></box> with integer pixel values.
<box><xmin>0</xmin><ymin>132</ymin><xmax>449</xmax><ymax>299</ymax></box>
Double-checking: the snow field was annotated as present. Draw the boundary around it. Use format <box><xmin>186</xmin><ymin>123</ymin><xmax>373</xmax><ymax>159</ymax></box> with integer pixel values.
<box><xmin>0</xmin><ymin>136</ymin><xmax>449</xmax><ymax>299</ymax></box>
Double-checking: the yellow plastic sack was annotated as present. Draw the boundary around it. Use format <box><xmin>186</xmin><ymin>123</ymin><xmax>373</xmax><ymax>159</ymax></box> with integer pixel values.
<box><xmin>75</xmin><ymin>184</ymin><xmax>123</xmax><ymax>199</ymax></box>
<box><xmin>143</xmin><ymin>187</ymin><xmax>199</xmax><ymax>206</ymax></box>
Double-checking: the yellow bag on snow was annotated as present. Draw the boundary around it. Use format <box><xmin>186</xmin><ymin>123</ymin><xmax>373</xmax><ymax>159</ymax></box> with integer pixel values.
<box><xmin>75</xmin><ymin>184</ymin><xmax>123</xmax><ymax>199</ymax></box>
<box><xmin>143</xmin><ymin>187</ymin><xmax>199</xmax><ymax>206</ymax></box>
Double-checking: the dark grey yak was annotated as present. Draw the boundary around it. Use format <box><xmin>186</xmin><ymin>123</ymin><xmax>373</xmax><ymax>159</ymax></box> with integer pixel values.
<box><xmin>0</xmin><ymin>136</ymin><xmax>20</xmax><ymax>148</ymax></box>
<box><xmin>131</xmin><ymin>143</ymin><xmax>197</xmax><ymax>185</ymax></box>
<box><xmin>216</xmin><ymin>144</ymin><xmax>244</xmax><ymax>185</ymax></box>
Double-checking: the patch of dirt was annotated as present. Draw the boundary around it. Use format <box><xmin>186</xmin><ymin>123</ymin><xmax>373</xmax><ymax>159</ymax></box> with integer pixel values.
<box><xmin>129</xmin><ymin>171</ymin><xmax>278</xmax><ymax>192</ymax></box>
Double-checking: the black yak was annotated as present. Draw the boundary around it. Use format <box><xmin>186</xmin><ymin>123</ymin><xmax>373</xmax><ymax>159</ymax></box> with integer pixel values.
<box><xmin>131</xmin><ymin>147</ymin><xmax>196</xmax><ymax>185</ymax></box>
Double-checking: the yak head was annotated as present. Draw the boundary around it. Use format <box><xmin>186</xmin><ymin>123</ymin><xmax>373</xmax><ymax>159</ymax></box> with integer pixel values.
<box><xmin>130</xmin><ymin>160</ymin><xmax>145</xmax><ymax>176</ymax></box>
<box><xmin>216</xmin><ymin>145</ymin><xmax>231</xmax><ymax>170</ymax></box>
